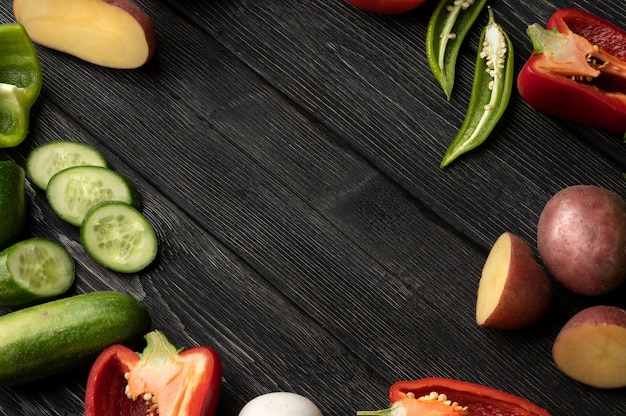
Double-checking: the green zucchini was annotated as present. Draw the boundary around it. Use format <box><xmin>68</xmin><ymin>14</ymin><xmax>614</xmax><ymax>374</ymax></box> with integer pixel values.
<box><xmin>0</xmin><ymin>291</ymin><xmax>151</xmax><ymax>386</ymax></box>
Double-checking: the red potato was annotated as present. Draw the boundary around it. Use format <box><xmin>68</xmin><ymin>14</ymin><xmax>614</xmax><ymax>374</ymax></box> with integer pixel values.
<box><xmin>476</xmin><ymin>232</ymin><xmax>552</xmax><ymax>329</ymax></box>
<box><xmin>13</xmin><ymin>0</ymin><xmax>156</xmax><ymax>69</ymax></box>
<box><xmin>537</xmin><ymin>185</ymin><xmax>626</xmax><ymax>296</ymax></box>
<box><xmin>553</xmin><ymin>305</ymin><xmax>626</xmax><ymax>389</ymax></box>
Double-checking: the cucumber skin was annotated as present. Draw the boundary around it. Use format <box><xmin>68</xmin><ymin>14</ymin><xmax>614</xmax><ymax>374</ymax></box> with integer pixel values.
<box><xmin>0</xmin><ymin>238</ymin><xmax>76</xmax><ymax>308</ymax></box>
<box><xmin>81</xmin><ymin>201</ymin><xmax>158</xmax><ymax>273</ymax></box>
<box><xmin>0</xmin><ymin>291</ymin><xmax>151</xmax><ymax>386</ymax></box>
<box><xmin>0</xmin><ymin>161</ymin><xmax>26</xmax><ymax>251</ymax></box>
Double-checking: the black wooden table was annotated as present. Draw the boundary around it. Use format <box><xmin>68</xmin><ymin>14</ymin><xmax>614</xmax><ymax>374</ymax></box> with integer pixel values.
<box><xmin>1</xmin><ymin>0</ymin><xmax>625</xmax><ymax>415</ymax></box>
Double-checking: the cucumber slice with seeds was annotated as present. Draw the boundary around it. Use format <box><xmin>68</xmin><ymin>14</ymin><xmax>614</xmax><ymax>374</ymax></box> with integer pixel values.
<box><xmin>0</xmin><ymin>238</ymin><xmax>75</xmax><ymax>307</ymax></box>
<box><xmin>46</xmin><ymin>165</ymin><xmax>140</xmax><ymax>226</ymax></box>
<box><xmin>81</xmin><ymin>201</ymin><xmax>157</xmax><ymax>273</ymax></box>
<box><xmin>26</xmin><ymin>141</ymin><xmax>109</xmax><ymax>190</ymax></box>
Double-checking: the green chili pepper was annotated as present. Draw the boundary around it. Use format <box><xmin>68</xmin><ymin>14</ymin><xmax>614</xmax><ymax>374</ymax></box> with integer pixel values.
<box><xmin>0</xmin><ymin>23</ymin><xmax>42</xmax><ymax>148</ymax></box>
<box><xmin>426</xmin><ymin>0</ymin><xmax>488</xmax><ymax>100</ymax></box>
<box><xmin>440</xmin><ymin>7</ymin><xmax>513</xmax><ymax>168</ymax></box>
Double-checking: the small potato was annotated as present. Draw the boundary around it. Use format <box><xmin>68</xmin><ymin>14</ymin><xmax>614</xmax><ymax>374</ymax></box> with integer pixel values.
<box><xmin>537</xmin><ymin>185</ymin><xmax>626</xmax><ymax>295</ymax></box>
<box><xmin>553</xmin><ymin>305</ymin><xmax>626</xmax><ymax>388</ymax></box>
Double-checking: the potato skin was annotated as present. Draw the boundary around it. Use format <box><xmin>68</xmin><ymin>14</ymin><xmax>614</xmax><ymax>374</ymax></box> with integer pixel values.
<box><xmin>552</xmin><ymin>305</ymin><xmax>626</xmax><ymax>388</ymax></box>
<box><xmin>558</xmin><ymin>305</ymin><xmax>626</xmax><ymax>333</ymax></box>
<box><xmin>537</xmin><ymin>185</ymin><xmax>626</xmax><ymax>295</ymax></box>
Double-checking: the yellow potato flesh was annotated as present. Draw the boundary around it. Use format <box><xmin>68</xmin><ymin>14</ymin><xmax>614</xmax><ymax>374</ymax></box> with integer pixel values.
<box><xmin>553</xmin><ymin>324</ymin><xmax>626</xmax><ymax>388</ymax></box>
<box><xmin>476</xmin><ymin>233</ymin><xmax>510</xmax><ymax>325</ymax></box>
<box><xmin>14</xmin><ymin>0</ymin><xmax>151</xmax><ymax>69</ymax></box>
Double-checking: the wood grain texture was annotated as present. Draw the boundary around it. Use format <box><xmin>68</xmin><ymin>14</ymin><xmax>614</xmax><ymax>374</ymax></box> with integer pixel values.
<box><xmin>0</xmin><ymin>0</ymin><xmax>625</xmax><ymax>415</ymax></box>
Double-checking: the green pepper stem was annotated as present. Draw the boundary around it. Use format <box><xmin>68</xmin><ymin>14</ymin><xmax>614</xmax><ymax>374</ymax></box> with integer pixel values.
<box><xmin>356</xmin><ymin>407</ymin><xmax>394</xmax><ymax>416</ymax></box>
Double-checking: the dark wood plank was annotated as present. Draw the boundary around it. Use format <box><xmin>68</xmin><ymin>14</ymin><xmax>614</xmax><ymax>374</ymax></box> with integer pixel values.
<box><xmin>164</xmin><ymin>0</ymin><xmax>626</xmax><ymax>247</ymax></box>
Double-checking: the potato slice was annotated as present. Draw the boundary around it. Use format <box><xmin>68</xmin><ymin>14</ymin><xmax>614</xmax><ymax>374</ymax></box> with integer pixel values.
<box><xmin>553</xmin><ymin>305</ymin><xmax>626</xmax><ymax>389</ymax></box>
<box><xmin>476</xmin><ymin>232</ymin><xmax>552</xmax><ymax>329</ymax></box>
<box><xmin>13</xmin><ymin>0</ymin><xmax>156</xmax><ymax>69</ymax></box>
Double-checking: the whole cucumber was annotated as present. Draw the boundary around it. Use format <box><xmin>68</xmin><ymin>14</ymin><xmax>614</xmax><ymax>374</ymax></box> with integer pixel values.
<box><xmin>0</xmin><ymin>291</ymin><xmax>151</xmax><ymax>386</ymax></box>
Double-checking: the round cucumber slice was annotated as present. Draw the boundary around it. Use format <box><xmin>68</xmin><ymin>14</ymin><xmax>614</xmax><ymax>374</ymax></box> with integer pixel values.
<box><xmin>0</xmin><ymin>238</ymin><xmax>75</xmax><ymax>307</ymax></box>
<box><xmin>81</xmin><ymin>201</ymin><xmax>158</xmax><ymax>273</ymax></box>
<box><xmin>46</xmin><ymin>165</ymin><xmax>140</xmax><ymax>226</ymax></box>
<box><xmin>26</xmin><ymin>141</ymin><xmax>109</xmax><ymax>190</ymax></box>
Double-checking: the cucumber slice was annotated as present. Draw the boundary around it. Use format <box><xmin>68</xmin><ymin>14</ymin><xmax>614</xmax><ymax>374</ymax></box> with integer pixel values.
<box><xmin>0</xmin><ymin>238</ymin><xmax>75</xmax><ymax>307</ymax></box>
<box><xmin>0</xmin><ymin>160</ymin><xmax>26</xmax><ymax>251</ymax></box>
<box><xmin>81</xmin><ymin>201</ymin><xmax>158</xmax><ymax>273</ymax></box>
<box><xmin>26</xmin><ymin>141</ymin><xmax>109</xmax><ymax>190</ymax></box>
<box><xmin>46</xmin><ymin>165</ymin><xmax>140</xmax><ymax>226</ymax></box>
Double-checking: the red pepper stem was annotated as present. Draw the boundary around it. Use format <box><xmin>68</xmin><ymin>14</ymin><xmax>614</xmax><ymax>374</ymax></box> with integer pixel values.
<box><xmin>526</xmin><ymin>23</ymin><xmax>626</xmax><ymax>80</ymax></box>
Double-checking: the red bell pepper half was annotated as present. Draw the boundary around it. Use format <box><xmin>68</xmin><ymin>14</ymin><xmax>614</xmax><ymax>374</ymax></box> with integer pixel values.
<box><xmin>357</xmin><ymin>377</ymin><xmax>552</xmax><ymax>416</ymax></box>
<box><xmin>517</xmin><ymin>8</ymin><xmax>626</xmax><ymax>133</ymax></box>
<box><xmin>84</xmin><ymin>330</ymin><xmax>222</xmax><ymax>416</ymax></box>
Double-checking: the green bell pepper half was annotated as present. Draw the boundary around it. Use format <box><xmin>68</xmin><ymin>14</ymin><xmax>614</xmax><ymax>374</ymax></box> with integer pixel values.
<box><xmin>0</xmin><ymin>23</ymin><xmax>42</xmax><ymax>148</ymax></box>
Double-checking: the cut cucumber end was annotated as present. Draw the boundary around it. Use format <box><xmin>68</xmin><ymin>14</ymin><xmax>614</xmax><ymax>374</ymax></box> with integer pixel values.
<box><xmin>46</xmin><ymin>165</ymin><xmax>140</xmax><ymax>226</ymax></box>
<box><xmin>0</xmin><ymin>160</ymin><xmax>26</xmax><ymax>251</ymax></box>
<box><xmin>26</xmin><ymin>141</ymin><xmax>109</xmax><ymax>190</ymax></box>
<box><xmin>0</xmin><ymin>238</ymin><xmax>75</xmax><ymax>307</ymax></box>
<box><xmin>81</xmin><ymin>201</ymin><xmax>158</xmax><ymax>273</ymax></box>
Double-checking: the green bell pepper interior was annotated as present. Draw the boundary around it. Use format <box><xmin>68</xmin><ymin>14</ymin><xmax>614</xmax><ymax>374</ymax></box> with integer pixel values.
<box><xmin>0</xmin><ymin>23</ymin><xmax>42</xmax><ymax>147</ymax></box>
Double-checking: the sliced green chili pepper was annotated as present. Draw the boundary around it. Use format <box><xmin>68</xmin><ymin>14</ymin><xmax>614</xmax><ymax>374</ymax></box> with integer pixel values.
<box><xmin>440</xmin><ymin>7</ymin><xmax>513</xmax><ymax>168</ymax></box>
<box><xmin>0</xmin><ymin>23</ymin><xmax>42</xmax><ymax>148</ymax></box>
<box><xmin>426</xmin><ymin>0</ymin><xmax>488</xmax><ymax>100</ymax></box>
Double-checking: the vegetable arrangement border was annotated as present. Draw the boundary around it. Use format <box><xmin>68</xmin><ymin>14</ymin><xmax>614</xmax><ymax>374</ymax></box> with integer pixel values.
<box><xmin>1</xmin><ymin>0</ymin><xmax>626</xmax><ymax>415</ymax></box>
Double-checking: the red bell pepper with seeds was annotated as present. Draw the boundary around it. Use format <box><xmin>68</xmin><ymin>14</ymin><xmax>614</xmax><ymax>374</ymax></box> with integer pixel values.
<box><xmin>84</xmin><ymin>330</ymin><xmax>222</xmax><ymax>416</ymax></box>
<box><xmin>517</xmin><ymin>8</ymin><xmax>626</xmax><ymax>134</ymax></box>
<box><xmin>357</xmin><ymin>377</ymin><xmax>551</xmax><ymax>416</ymax></box>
